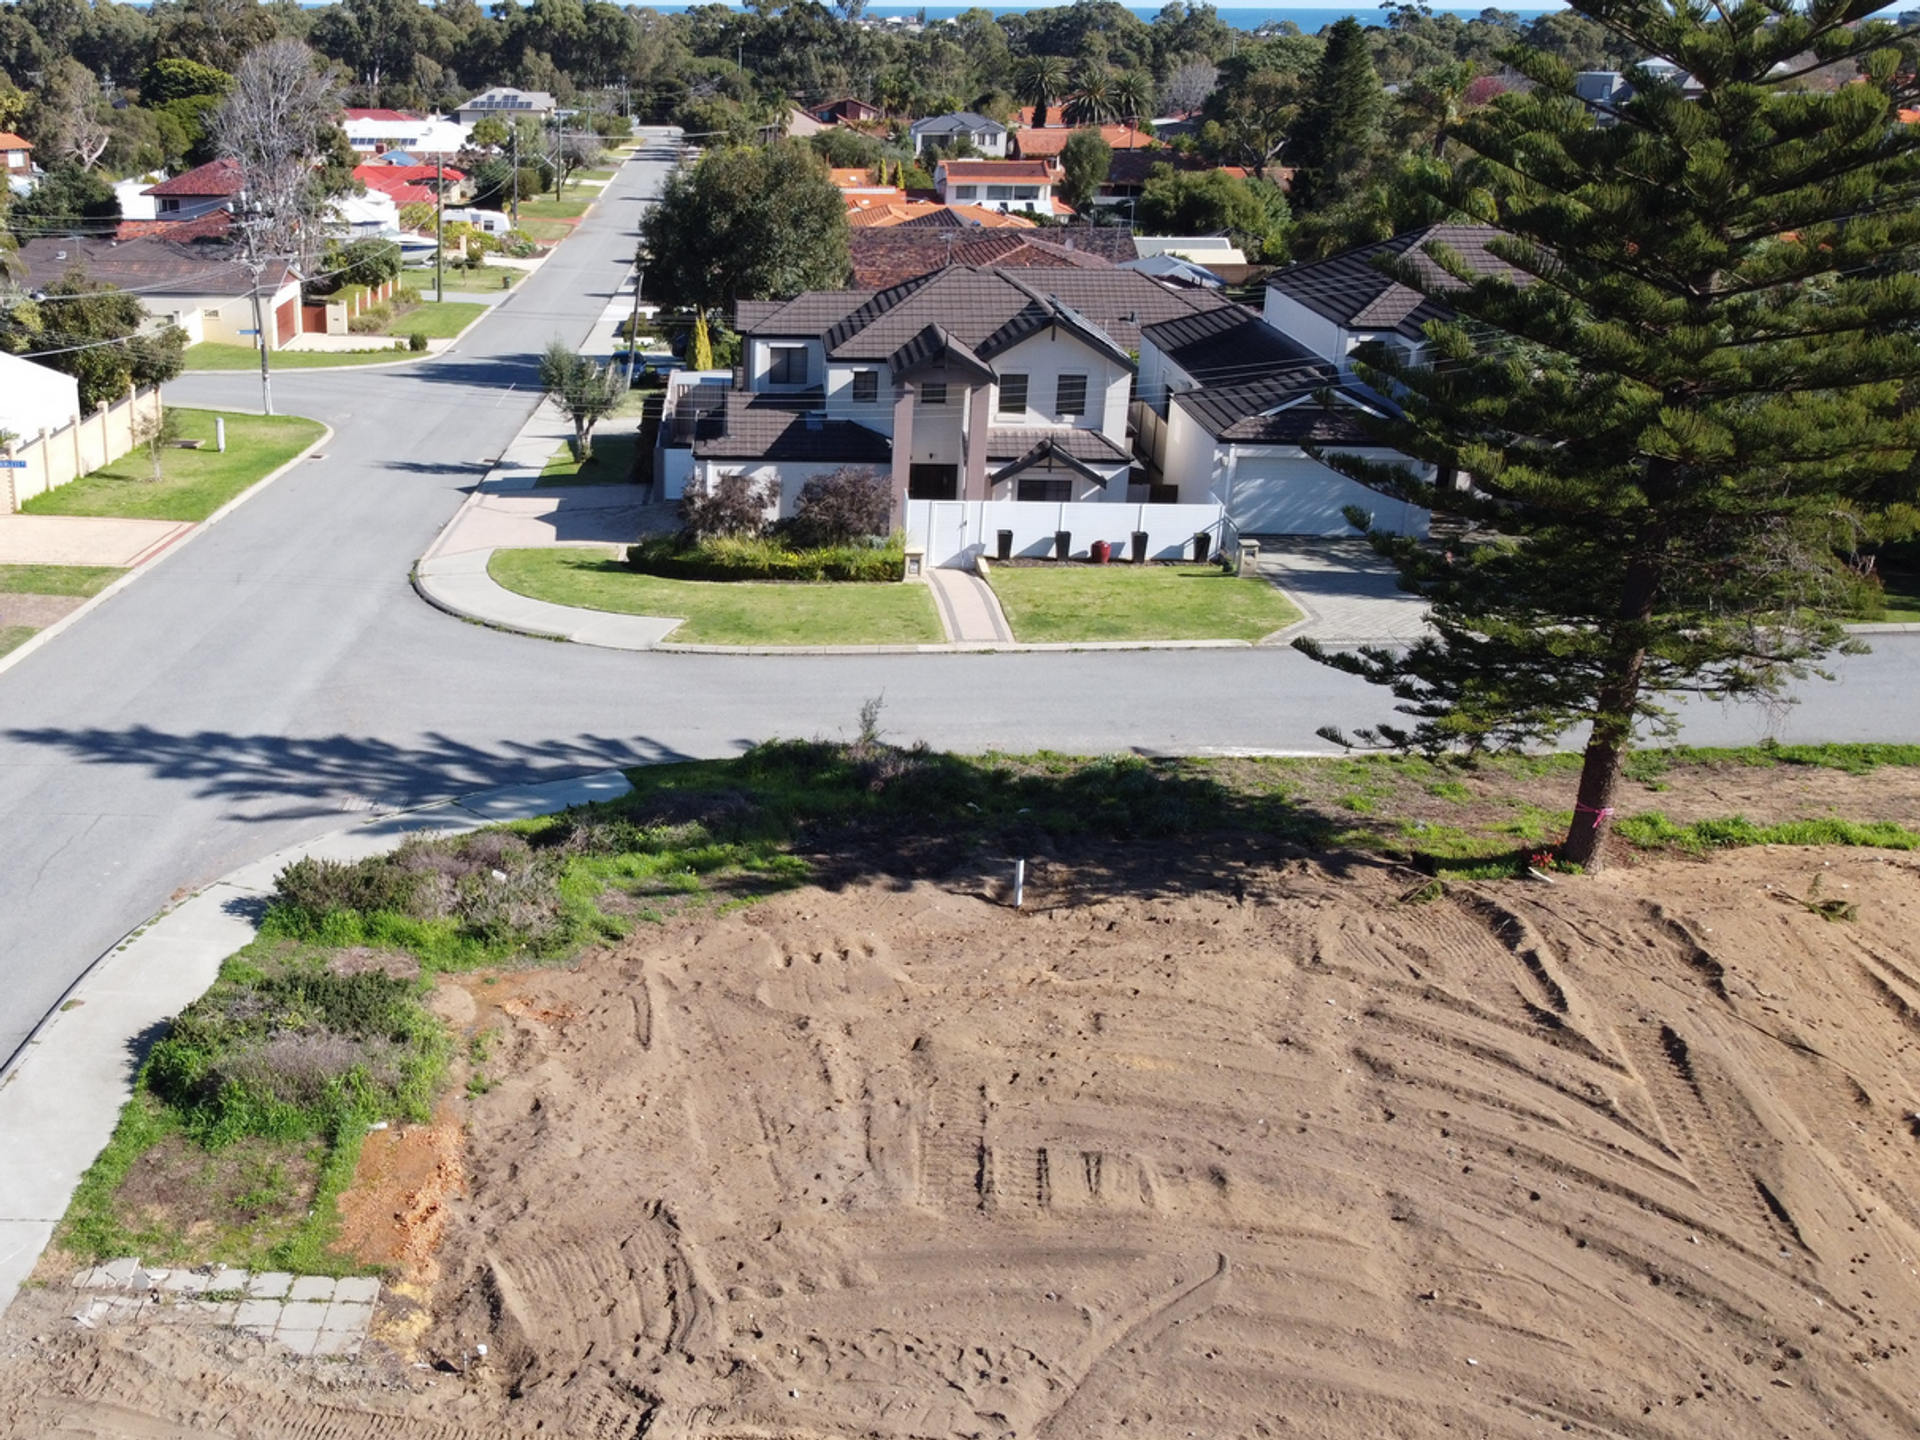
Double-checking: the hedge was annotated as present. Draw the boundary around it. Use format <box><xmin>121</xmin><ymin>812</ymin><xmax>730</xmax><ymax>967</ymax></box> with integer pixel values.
<box><xmin>628</xmin><ymin>532</ymin><xmax>904</xmax><ymax>583</ymax></box>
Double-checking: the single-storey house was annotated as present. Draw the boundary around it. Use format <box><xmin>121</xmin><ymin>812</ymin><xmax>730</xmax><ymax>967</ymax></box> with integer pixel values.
<box><xmin>933</xmin><ymin>160</ymin><xmax>1065</xmax><ymax>217</ymax></box>
<box><xmin>909</xmin><ymin>112</ymin><xmax>1009</xmax><ymax>157</ymax></box>
<box><xmin>658</xmin><ymin>264</ymin><xmax>1231</xmax><ymax>528</ymax></box>
<box><xmin>1</xmin><ymin>131</ymin><xmax>33</xmax><ymax>182</ymax></box>
<box><xmin>144</xmin><ymin>158</ymin><xmax>243</xmax><ymax>222</ymax></box>
<box><xmin>17</xmin><ymin>235</ymin><xmax>303</xmax><ymax>350</ymax></box>
<box><xmin>452</xmin><ymin>88</ymin><xmax>555</xmax><ymax>124</ymax></box>
<box><xmin>813</xmin><ymin>97</ymin><xmax>884</xmax><ymax>125</ymax></box>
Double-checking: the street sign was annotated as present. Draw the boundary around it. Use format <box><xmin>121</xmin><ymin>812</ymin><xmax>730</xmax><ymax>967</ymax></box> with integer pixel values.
<box><xmin>238</xmin><ymin>328</ymin><xmax>260</xmax><ymax>335</ymax></box>
<box><xmin>0</xmin><ymin>460</ymin><xmax>26</xmax><ymax>469</ymax></box>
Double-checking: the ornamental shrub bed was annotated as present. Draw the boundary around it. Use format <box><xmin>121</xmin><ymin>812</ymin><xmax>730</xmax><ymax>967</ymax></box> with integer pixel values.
<box><xmin>628</xmin><ymin>532</ymin><xmax>905</xmax><ymax>583</ymax></box>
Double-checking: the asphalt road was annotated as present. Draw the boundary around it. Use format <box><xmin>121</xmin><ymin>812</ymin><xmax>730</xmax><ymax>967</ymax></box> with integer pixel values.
<box><xmin>2</xmin><ymin>128</ymin><xmax>1916</xmax><ymax>1068</ymax></box>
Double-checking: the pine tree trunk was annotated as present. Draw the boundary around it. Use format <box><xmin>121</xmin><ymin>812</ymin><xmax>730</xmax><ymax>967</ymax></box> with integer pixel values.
<box><xmin>1561</xmin><ymin>555</ymin><xmax>1661</xmax><ymax>872</ymax></box>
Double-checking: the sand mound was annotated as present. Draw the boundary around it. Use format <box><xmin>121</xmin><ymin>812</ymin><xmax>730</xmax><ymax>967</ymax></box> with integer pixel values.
<box><xmin>5</xmin><ymin>847</ymin><xmax>1919</xmax><ymax>1438</ymax></box>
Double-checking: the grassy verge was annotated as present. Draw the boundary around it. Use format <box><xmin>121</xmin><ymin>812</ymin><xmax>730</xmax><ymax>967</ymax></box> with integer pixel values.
<box><xmin>0</xmin><ymin>625</ymin><xmax>35</xmax><ymax>658</ymax></box>
<box><xmin>539</xmin><ymin>434</ymin><xmax>638</xmax><ymax>485</ymax></box>
<box><xmin>515</xmin><ymin>218</ymin><xmax>574</xmax><ymax>244</ymax></box>
<box><xmin>413</xmin><ymin>266</ymin><xmax>521</xmax><ymax>294</ymax></box>
<box><xmin>388</xmin><ymin>300</ymin><xmax>488</xmax><ymax>339</ymax></box>
<box><xmin>988</xmin><ymin>563</ymin><xmax>1303</xmax><ymax>642</ymax></box>
<box><xmin>514</xmin><ymin>195</ymin><xmax>591</xmax><ymax>221</ymax></box>
<box><xmin>0</xmin><ymin>564</ymin><xmax>125</xmax><ymax>596</ymax></box>
<box><xmin>21</xmin><ymin>410</ymin><xmax>323</xmax><ymax>522</ymax></box>
<box><xmin>488</xmin><ymin>546</ymin><xmax>944</xmax><ymax>645</ymax></box>
<box><xmin>185</xmin><ymin>343</ymin><xmax>404</xmax><ymax>370</ymax></box>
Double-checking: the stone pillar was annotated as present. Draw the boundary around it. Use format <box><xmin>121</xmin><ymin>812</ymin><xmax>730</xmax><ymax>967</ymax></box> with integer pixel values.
<box><xmin>963</xmin><ymin>382</ymin><xmax>990</xmax><ymax>500</ymax></box>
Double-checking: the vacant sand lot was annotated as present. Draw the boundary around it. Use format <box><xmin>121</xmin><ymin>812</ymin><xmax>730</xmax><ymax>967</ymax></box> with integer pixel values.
<box><xmin>4</xmin><ymin>845</ymin><xmax>1917</xmax><ymax>1437</ymax></box>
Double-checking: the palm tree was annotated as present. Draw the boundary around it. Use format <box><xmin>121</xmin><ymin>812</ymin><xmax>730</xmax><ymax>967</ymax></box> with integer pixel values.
<box><xmin>1016</xmin><ymin>54</ymin><xmax>1069</xmax><ymax>128</ymax></box>
<box><xmin>1110</xmin><ymin>69</ymin><xmax>1156</xmax><ymax>141</ymax></box>
<box><xmin>1064</xmin><ymin>63</ymin><xmax>1117</xmax><ymax>126</ymax></box>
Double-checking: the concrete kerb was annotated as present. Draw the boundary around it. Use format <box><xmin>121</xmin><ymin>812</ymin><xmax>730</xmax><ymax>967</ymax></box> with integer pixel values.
<box><xmin>0</xmin><ymin>421</ymin><xmax>336</xmax><ymax>682</ymax></box>
<box><xmin>0</xmin><ymin>767</ymin><xmax>635</xmax><ymax>1322</ymax></box>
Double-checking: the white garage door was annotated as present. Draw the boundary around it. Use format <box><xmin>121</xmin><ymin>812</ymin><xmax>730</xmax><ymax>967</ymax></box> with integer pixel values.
<box><xmin>1225</xmin><ymin>458</ymin><xmax>1428</xmax><ymax>537</ymax></box>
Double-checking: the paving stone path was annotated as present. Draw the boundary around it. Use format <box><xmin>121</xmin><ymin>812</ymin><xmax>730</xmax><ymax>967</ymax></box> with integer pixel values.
<box><xmin>71</xmin><ymin>1259</ymin><xmax>379</xmax><ymax>1357</ymax></box>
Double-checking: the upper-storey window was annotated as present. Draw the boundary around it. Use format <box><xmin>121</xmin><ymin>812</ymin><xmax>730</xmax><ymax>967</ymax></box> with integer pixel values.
<box><xmin>768</xmin><ymin>346</ymin><xmax>808</xmax><ymax>385</ymax></box>
<box><xmin>851</xmin><ymin>370</ymin><xmax>878</xmax><ymax>403</ymax></box>
<box><xmin>1054</xmin><ymin>374</ymin><xmax>1087</xmax><ymax>416</ymax></box>
<box><xmin>997</xmin><ymin>374</ymin><xmax>1028</xmax><ymax>414</ymax></box>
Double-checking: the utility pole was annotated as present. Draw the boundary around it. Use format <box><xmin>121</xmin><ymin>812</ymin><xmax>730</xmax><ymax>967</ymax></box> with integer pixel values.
<box><xmin>238</xmin><ymin>210</ymin><xmax>274</xmax><ymax>416</ymax></box>
<box><xmin>625</xmin><ymin>259</ymin><xmax>646</xmax><ymax>388</ymax></box>
<box><xmin>510</xmin><ymin>124</ymin><xmax>520</xmax><ymax>228</ymax></box>
<box><xmin>435</xmin><ymin>156</ymin><xmax>445</xmax><ymax>305</ymax></box>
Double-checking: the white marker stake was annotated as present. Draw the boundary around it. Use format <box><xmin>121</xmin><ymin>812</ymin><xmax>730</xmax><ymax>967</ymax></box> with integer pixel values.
<box><xmin>1013</xmin><ymin>859</ymin><xmax>1025</xmax><ymax>909</ymax></box>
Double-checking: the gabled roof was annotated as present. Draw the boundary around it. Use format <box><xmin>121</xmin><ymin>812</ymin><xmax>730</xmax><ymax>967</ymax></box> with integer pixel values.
<box><xmin>116</xmin><ymin>210</ymin><xmax>234</xmax><ymax>242</ymax></box>
<box><xmin>988</xmin><ymin>436</ymin><xmax>1120</xmax><ymax>488</ymax></box>
<box><xmin>0</xmin><ymin>132</ymin><xmax>31</xmax><ymax>151</ymax></box>
<box><xmin>1266</xmin><ymin>223</ymin><xmax>1523</xmax><ymax>339</ymax></box>
<box><xmin>911</xmin><ymin>111</ymin><xmax>1007</xmax><ymax>135</ymax></box>
<box><xmin>145</xmin><ymin>159</ymin><xmax>243</xmax><ymax>198</ymax></box>
<box><xmin>17</xmin><ymin>234</ymin><xmax>292</xmax><ymax>298</ymax></box>
<box><xmin>460</xmin><ymin>87</ymin><xmax>555</xmax><ymax>109</ymax></box>
<box><xmin>1012</xmin><ymin>124</ymin><xmax>1155</xmax><ymax>158</ymax></box>
<box><xmin>342</xmin><ymin>108</ymin><xmax>421</xmax><ymax>123</ymax></box>
<box><xmin>849</xmin><ymin>226</ymin><xmax>1136</xmax><ymax>288</ymax></box>
<box><xmin>1173</xmin><ymin>381</ymin><xmax>1384</xmax><ymax>446</ymax></box>
<box><xmin>888</xmin><ymin>323</ymin><xmax>996</xmax><ymax>383</ymax></box>
<box><xmin>985</xmin><ymin>427</ymin><xmax>1131</xmax><ymax>466</ymax></box>
<box><xmin>1142</xmin><ymin>304</ymin><xmax>1331</xmax><ymax>391</ymax></box>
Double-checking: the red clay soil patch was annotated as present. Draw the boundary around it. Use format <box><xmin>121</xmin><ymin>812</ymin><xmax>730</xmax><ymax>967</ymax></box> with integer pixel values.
<box><xmin>332</xmin><ymin>1109</ymin><xmax>463</xmax><ymax>1286</ymax></box>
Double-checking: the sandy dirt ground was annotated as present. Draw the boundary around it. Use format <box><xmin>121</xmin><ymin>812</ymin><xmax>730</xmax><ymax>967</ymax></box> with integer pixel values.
<box><xmin>4</xmin><ymin>844</ymin><xmax>1919</xmax><ymax>1438</ymax></box>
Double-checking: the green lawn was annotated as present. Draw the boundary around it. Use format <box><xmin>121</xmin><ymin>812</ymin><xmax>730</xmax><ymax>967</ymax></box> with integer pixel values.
<box><xmin>186</xmin><ymin>343</ymin><xmax>405</xmax><ymax>370</ymax></box>
<box><xmin>489</xmin><ymin>546</ymin><xmax>944</xmax><ymax>645</ymax></box>
<box><xmin>415</xmin><ymin>266</ymin><xmax>521</xmax><ymax>294</ymax></box>
<box><xmin>0</xmin><ymin>564</ymin><xmax>125</xmax><ymax>596</ymax></box>
<box><xmin>515</xmin><ymin>218</ymin><xmax>574</xmax><ymax>244</ymax></box>
<box><xmin>1876</xmin><ymin>569</ymin><xmax>1920</xmax><ymax>622</ymax></box>
<box><xmin>22</xmin><ymin>410</ymin><xmax>324</xmax><ymax>522</ymax></box>
<box><xmin>987</xmin><ymin>562</ymin><xmax>1304</xmax><ymax>643</ymax></box>
<box><xmin>0</xmin><ymin>626</ymin><xmax>35</xmax><ymax>658</ymax></box>
<box><xmin>515</xmin><ymin>195</ymin><xmax>591</xmax><ymax>221</ymax></box>
<box><xmin>539</xmin><ymin>434</ymin><xmax>639</xmax><ymax>486</ymax></box>
<box><xmin>389</xmin><ymin>300</ymin><xmax>488</xmax><ymax>338</ymax></box>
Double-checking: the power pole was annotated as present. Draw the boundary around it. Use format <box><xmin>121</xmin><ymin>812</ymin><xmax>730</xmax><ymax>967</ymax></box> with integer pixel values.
<box><xmin>625</xmin><ymin>260</ymin><xmax>646</xmax><ymax>388</ymax></box>
<box><xmin>510</xmin><ymin>124</ymin><xmax>520</xmax><ymax>227</ymax></box>
<box><xmin>238</xmin><ymin>212</ymin><xmax>275</xmax><ymax>416</ymax></box>
<box><xmin>435</xmin><ymin>157</ymin><xmax>445</xmax><ymax>305</ymax></box>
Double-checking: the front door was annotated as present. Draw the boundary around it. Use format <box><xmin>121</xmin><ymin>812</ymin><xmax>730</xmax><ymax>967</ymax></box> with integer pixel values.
<box><xmin>908</xmin><ymin>464</ymin><xmax>958</xmax><ymax>500</ymax></box>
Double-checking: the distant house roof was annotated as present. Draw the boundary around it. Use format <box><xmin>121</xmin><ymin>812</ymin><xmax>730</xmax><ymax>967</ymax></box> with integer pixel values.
<box><xmin>1266</xmin><ymin>223</ymin><xmax>1523</xmax><ymax>339</ymax></box>
<box><xmin>910</xmin><ymin>111</ymin><xmax>1007</xmax><ymax>136</ymax></box>
<box><xmin>17</xmin><ymin>234</ymin><xmax>291</xmax><ymax>298</ymax></box>
<box><xmin>848</xmin><ymin>226</ymin><xmax>1136</xmax><ymax>288</ymax></box>
<box><xmin>342</xmin><ymin>108</ymin><xmax>421</xmax><ymax>123</ymax></box>
<box><xmin>937</xmin><ymin>160</ymin><xmax>1054</xmax><ymax>184</ymax></box>
<box><xmin>116</xmin><ymin>211</ymin><xmax>234</xmax><ymax>242</ymax></box>
<box><xmin>1011</xmin><ymin>124</ymin><xmax>1154</xmax><ymax>158</ymax></box>
<box><xmin>459</xmin><ymin>87</ymin><xmax>555</xmax><ymax>112</ymax></box>
<box><xmin>814</xmin><ymin>97</ymin><xmax>883</xmax><ymax>120</ymax></box>
<box><xmin>145</xmin><ymin>158</ymin><xmax>244</xmax><ymax>198</ymax></box>
<box><xmin>0</xmin><ymin>132</ymin><xmax>31</xmax><ymax>151</ymax></box>
<box><xmin>847</xmin><ymin>201</ymin><xmax>1037</xmax><ymax>229</ymax></box>
<box><xmin>740</xmin><ymin>264</ymin><xmax>1229</xmax><ymax>363</ymax></box>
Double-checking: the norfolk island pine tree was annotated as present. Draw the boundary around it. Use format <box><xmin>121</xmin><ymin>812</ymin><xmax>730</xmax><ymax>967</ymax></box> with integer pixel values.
<box><xmin>1296</xmin><ymin>0</ymin><xmax>1920</xmax><ymax>871</ymax></box>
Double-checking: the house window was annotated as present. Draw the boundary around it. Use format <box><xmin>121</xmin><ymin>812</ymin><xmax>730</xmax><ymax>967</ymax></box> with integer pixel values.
<box><xmin>851</xmin><ymin>370</ymin><xmax>878</xmax><ymax>403</ymax></box>
<box><xmin>920</xmin><ymin>382</ymin><xmax>947</xmax><ymax>405</ymax></box>
<box><xmin>997</xmin><ymin>374</ymin><xmax>1028</xmax><ymax>414</ymax></box>
<box><xmin>951</xmin><ymin>185</ymin><xmax>977</xmax><ymax>200</ymax></box>
<box><xmin>159</xmin><ymin>198</ymin><xmax>180</xmax><ymax>214</ymax></box>
<box><xmin>987</xmin><ymin>185</ymin><xmax>1013</xmax><ymax>201</ymax></box>
<box><xmin>1054</xmin><ymin>374</ymin><xmax>1088</xmax><ymax>416</ymax></box>
<box><xmin>908</xmin><ymin>464</ymin><xmax>958</xmax><ymax>499</ymax></box>
<box><xmin>768</xmin><ymin>346</ymin><xmax>808</xmax><ymax>385</ymax></box>
<box><xmin>1014</xmin><ymin>186</ymin><xmax>1040</xmax><ymax>200</ymax></box>
<box><xmin>202</xmin><ymin>307</ymin><xmax>222</xmax><ymax>318</ymax></box>
<box><xmin>1017</xmin><ymin>478</ymin><xmax>1072</xmax><ymax>502</ymax></box>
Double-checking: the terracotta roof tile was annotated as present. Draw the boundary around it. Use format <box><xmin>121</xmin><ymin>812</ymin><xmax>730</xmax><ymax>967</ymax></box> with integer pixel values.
<box><xmin>1011</xmin><ymin>125</ymin><xmax>1156</xmax><ymax>158</ymax></box>
<box><xmin>145</xmin><ymin>158</ymin><xmax>243</xmax><ymax>198</ymax></box>
<box><xmin>849</xmin><ymin>226</ymin><xmax>1135</xmax><ymax>288</ymax></box>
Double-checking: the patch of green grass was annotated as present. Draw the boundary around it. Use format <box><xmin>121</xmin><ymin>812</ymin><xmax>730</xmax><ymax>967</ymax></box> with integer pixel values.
<box><xmin>184</xmin><ymin>343</ymin><xmax>405</xmax><ymax>370</ymax></box>
<box><xmin>1626</xmin><ymin>741</ymin><xmax>1920</xmax><ymax>777</ymax></box>
<box><xmin>414</xmin><ymin>266</ymin><xmax>521</xmax><ymax>294</ymax></box>
<box><xmin>514</xmin><ymin>194</ymin><xmax>590</xmax><ymax>221</ymax></box>
<box><xmin>488</xmin><ymin>546</ymin><xmax>945</xmax><ymax>645</ymax></box>
<box><xmin>0</xmin><ymin>626</ymin><xmax>34</xmax><ymax>657</ymax></box>
<box><xmin>514</xmin><ymin>217</ymin><xmax>574</xmax><ymax>243</ymax></box>
<box><xmin>987</xmin><ymin>563</ymin><xmax>1303</xmax><ymax>643</ymax></box>
<box><xmin>1612</xmin><ymin>812</ymin><xmax>1920</xmax><ymax>854</ymax></box>
<box><xmin>21</xmin><ymin>410</ymin><xmax>322</xmax><ymax>522</ymax></box>
<box><xmin>538</xmin><ymin>434</ymin><xmax>638</xmax><ymax>486</ymax></box>
<box><xmin>0</xmin><ymin>564</ymin><xmax>125</xmax><ymax>597</ymax></box>
<box><xmin>389</xmin><ymin>300</ymin><xmax>488</xmax><ymax>339</ymax></box>
<box><xmin>1869</xmin><ymin>568</ymin><xmax>1920</xmax><ymax>622</ymax></box>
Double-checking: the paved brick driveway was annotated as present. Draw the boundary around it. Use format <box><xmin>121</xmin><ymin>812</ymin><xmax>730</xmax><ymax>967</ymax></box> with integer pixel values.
<box><xmin>1252</xmin><ymin>539</ymin><xmax>1431</xmax><ymax>644</ymax></box>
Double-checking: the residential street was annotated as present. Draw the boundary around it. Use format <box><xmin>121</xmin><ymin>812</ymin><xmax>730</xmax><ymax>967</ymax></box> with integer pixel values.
<box><xmin>2</xmin><ymin>128</ymin><xmax>1917</xmax><ymax>1069</ymax></box>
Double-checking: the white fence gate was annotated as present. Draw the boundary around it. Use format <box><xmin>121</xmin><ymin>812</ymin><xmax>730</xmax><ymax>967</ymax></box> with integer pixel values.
<box><xmin>905</xmin><ymin>499</ymin><xmax>1230</xmax><ymax>570</ymax></box>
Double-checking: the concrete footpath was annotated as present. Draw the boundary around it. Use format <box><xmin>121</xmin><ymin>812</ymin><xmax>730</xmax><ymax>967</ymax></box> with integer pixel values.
<box><xmin>0</xmin><ymin>768</ymin><xmax>632</xmax><ymax>1322</ymax></box>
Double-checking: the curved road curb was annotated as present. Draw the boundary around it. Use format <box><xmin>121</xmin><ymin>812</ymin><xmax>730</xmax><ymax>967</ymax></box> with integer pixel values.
<box><xmin>0</xmin><ymin>420</ymin><xmax>336</xmax><ymax>682</ymax></box>
<box><xmin>0</xmin><ymin>766</ymin><xmax>633</xmax><ymax>1321</ymax></box>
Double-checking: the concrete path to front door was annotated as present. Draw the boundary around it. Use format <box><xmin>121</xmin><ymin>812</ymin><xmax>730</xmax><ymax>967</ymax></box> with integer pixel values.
<box><xmin>926</xmin><ymin>564</ymin><xmax>1014</xmax><ymax>645</ymax></box>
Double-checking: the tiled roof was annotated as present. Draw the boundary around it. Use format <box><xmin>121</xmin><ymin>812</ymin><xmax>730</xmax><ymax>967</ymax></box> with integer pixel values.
<box><xmin>354</xmin><ymin>165</ymin><xmax>465</xmax><ymax>184</ymax></box>
<box><xmin>1172</xmin><ymin>382</ymin><xmax>1381</xmax><ymax>445</ymax></box>
<box><xmin>849</xmin><ymin>226</ymin><xmax>1133</xmax><ymax>287</ymax></box>
<box><xmin>0</xmin><ymin>131</ymin><xmax>30</xmax><ymax>150</ymax></box>
<box><xmin>938</xmin><ymin>160</ymin><xmax>1054</xmax><ymax>183</ymax></box>
<box><xmin>1012</xmin><ymin>125</ymin><xmax>1155</xmax><ymax>158</ymax></box>
<box><xmin>17</xmin><ymin>234</ymin><xmax>291</xmax><ymax>298</ymax></box>
<box><xmin>116</xmin><ymin>211</ymin><xmax>234</xmax><ymax>241</ymax></box>
<box><xmin>342</xmin><ymin>108</ymin><xmax>421</xmax><ymax>122</ymax></box>
<box><xmin>1141</xmin><ymin>304</ymin><xmax>1331</xmax><ymax>391</ymax></box>
<box><xmin>911</xmin><ymin>112</ymin><xmax>1006</xmax><ymax>135</ymax></box>
<box><xmin>985</xmin><ymin>427</ymin><xmax>1131</xmax><ymax>464</ymax></box>
<box><xmin>690</xmin><ymin>392</ymin><xmax>891</xmax><ymax>463</ymax></box>
<box><xmin>1266</xmin><ymin>224</ymin><xmax>1522</xmax><ymax>337</ymax></box>
<box><xmin>847</xmin><ymin>201</ymin><xmax>1035</xmax><ymax>229</ymax></box>
<box><xmin>145</xmin><ymin>159</ymin><xmax>243</xmax><ymax>197</ymax></box>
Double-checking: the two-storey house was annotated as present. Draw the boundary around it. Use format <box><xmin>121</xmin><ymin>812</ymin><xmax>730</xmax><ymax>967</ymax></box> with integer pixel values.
<box><xmin>933</xmin><ymin>160</ymin><xmax>1064</xmax><ymax>217</ymax></box>
<box><xmin>656</xmin><ymin>265</ymin><xmax>1231</xmax><ymax>526</ymax></box>
<box><xmin>910</xmin><ymin>112</ymin><xmax>1009</xmax><ymax>157</ymax></box>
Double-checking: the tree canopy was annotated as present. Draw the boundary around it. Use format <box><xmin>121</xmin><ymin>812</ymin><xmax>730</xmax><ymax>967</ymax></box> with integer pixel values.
<box><xmin>1299</xmin><ymin>0</ymin><xmax>1920</xmax><ymax>870</ymax></box>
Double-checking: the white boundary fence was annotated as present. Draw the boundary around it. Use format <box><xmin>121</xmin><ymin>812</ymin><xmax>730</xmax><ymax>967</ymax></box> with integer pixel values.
<box><xmin>905</xmin><ymin>498</ymin><xmax>1232</xmax><ymax>569</ymax></box>
<box><xmin>2</xmin><ymin>387</ymin><xmax>164</xmax><ymax>514</ymax></box>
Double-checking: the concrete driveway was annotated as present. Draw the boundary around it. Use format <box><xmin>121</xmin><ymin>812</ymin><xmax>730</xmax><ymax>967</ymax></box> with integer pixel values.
<box><xmin>1254</xmin><ymin>539</ymin><xmax>1430</xmax><ymax>644</ymax></box>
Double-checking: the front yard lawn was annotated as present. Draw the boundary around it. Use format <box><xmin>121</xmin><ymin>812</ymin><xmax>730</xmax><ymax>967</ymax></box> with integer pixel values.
<box><xmin>489</xmin><ymin>546</ymin><xmax>944</xmax><ymax>645</ymax></box>
<box><xmin>416</xmin><ymin>266</ymin><xmax>521</xmax><ymax>294</ymax></box>
<box><xmin>514</xmin><ymin>195</ymin><xmax>591</xmax><ymax>221</ymax></box>
<box><xmin>987</xmin><ymin>562</ymin><xmax>1303</xmax><ymax>643</ymax></box>
<box><xmin>539</xmin><ymin>434</ymin><xmax>638</xmax><ymax>486</ymax></box>
<box><xmin>0</xmin><ymin>564</ymin><xmax>125</xmax><ymax>597</ymax></box>
<box><xmin>388</xmin><ymin>300</ymin><xmax>488</xmax><ymax>338</ymax></box>
<box><xmin>1874</xmin><ymin>569</ymin><xmax>1920</xmax><ymax>622</ymax></box>
<box><xmin>186</xmin><ymin>343</ymin><xmax>404</xmax><ymax>370</ymax></box>
<box><xmin>22</xmin><ymin>410</ymin><xmax>324</xmax><ymax>522</ymax></box>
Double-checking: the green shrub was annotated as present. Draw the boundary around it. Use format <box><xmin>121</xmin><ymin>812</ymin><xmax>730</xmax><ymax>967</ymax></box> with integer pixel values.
<box><xmin>409</xmin><ymin>330</ymin><xmax>429</xmax><ymax>352</ymax></box>
<box><xmin>395</xmin><ymin>284</ymin><xmax>422</xmax><ymax>306</ymax></box>
<box><xmin>628</xmin><ymin>531</ymin><xmax>906</xmax><ymax>583</ymax></box>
